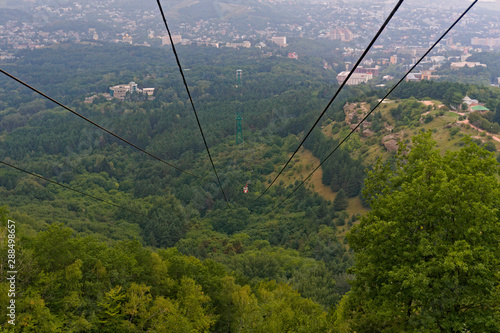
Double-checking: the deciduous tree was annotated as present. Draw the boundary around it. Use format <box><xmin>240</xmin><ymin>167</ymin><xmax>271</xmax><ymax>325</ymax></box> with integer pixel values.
<box><xmin>336</xmin><ymin>133</ymin><xmax>500</xmax><ymax>332</ymax></box>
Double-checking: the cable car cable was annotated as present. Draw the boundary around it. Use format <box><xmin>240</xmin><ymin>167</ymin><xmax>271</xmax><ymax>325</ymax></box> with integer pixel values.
<box><xmin>0</xmin><ymin>159</ymin><xmax>158</xmax><ymax>222</ymax></box>
<box><xmin>156</xmin><ymin>0</ymin><xmax>230</xmax><ymax>207</ymax></box>
<box><xmin>253</xmin><ymin>0</ymin><xmax>405</xmax><ymax>202</ymax></box>
<box><xmin>269</xmin><ymin>0</ymin><xmax>479</xmax><ymax>213</ymax></box>
<box><xmin>0</xmin><ymin>68</ymin><xmax>201</xmax><ymax>180</ymax></box>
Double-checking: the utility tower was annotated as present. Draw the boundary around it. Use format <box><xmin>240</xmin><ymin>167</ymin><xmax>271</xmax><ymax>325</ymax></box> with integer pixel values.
<box><xmin>235</xmin><ymin>69</ymin><xmax>243</xmax><ymax>145</ymax></box>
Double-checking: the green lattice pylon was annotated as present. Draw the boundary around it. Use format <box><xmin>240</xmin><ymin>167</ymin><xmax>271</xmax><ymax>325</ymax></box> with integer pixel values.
<box><xmin>236</xmin><ymin>112</ymin><xmax>243</xmax><ymax>145</ymax></box>
<box><xmin>236</xmin><ymin>69</ymin><xmax>242</xmax><ymax>88</ymax></box>
<box><xmin>235</xmin><ymin>69</ymin><xmax>243</xmax><ymax>145</ymax></box>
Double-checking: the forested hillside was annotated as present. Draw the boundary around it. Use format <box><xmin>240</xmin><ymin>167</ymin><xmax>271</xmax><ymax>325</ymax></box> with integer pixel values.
<box><xmin>0</xmin><ymin>43</ymin><xmax>499</xmax><ymax>331</ymax></box>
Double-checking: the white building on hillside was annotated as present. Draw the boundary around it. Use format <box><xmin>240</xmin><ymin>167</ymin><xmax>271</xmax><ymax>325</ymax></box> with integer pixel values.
<box><xmin>337</xmin><ymin>71</ymin><xmax>373</xmax><ymax>85</ymax></box>
<box><xmin>109</xmin><ymin>82</ymin><xmax>154</xmax><ymax>99</ymax></box>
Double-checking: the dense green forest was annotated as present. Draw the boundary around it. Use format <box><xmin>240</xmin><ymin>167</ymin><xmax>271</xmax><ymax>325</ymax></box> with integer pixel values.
<box><xmin>0</xmin><ymin>43</ymin><xmax>499</xmax><ymax>331</ymax></box>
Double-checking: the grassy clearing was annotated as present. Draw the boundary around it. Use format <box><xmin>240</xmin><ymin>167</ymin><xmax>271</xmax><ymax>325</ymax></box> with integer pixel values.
<box><xmin>283</xmin><ymin>148</ymin><xmax>372</xmax><ymax>217</ymax></box>
<box><xmin>283</xmin><ymin>147</ymin><xmax>336</xmax><ymax>202</ymax></box>
<box><xmin>347</xmin><ymin>196</ymin><xmax>369</xmax><ymax>216</ymax></box>
<box><xmin>321</xmin><ymin>122</ymin><xmax>335</xmax><ymax>140</ymax></box>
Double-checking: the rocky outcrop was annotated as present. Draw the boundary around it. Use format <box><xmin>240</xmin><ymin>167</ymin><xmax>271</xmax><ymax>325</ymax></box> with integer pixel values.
<box><xmin>382</xmin><ymin>134</ymin><xmax>400</xmax><ymax>152</ymax></box>
<box><xmin>344</xmin><ymin>102</ymin><xmax>374</xmax><ymax>136</ymax></box>
<box><xmin>344</xmin><ymin>102</ymin><xmax>369</xmax><ymax>126</ymax></box>
<box><xmin>362</xmin><ymin>128</ymin><xmax>375</xmax><ymax>137</ymax></box>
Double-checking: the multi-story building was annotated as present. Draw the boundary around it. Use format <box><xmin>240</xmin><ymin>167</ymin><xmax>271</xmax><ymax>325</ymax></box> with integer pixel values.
<box><xmin>405</xmin><ymin>70</ymin><xmax>439</xmax><ymax>82</ymax></box>
<box><xmin>471</xmin><ymin>37</ymin><xmax>500</xmax><ymax>49</ymax></box>
<box><xmin>397</xmin><ymin>46</ymin><xmax>428</xmax><ymax>57</ymax></box>
<box><xmin>450</xmin><ymin>61</ymin><xmax>487</xmax><ymax>70</ymax></box>
<box><xmin>162</xmin><ymin>34</ymin><xmax>182</xmax><ymax>45</ymax></box>
<box><xmin>421</xmin><ymin>70</ymin><xmax>440</xmax><ymax>80</ymax></box>
<box><xmin>337</xmin><ymin>72</ymin><xmax>373</xmax><ymax>85</ymax></box>
<box><xmin>109</xmin><ymin>82</ymin><xmax>136</xmax><ymax>99</ymax></box>
<box><xmin>142</xmin><ymin>88</ymin><xmax>155</xmax><ymax>96</ymax></box>
<box><xmin>271</xmin><ymin>36</ymin><xmax>287</xmax><ymax>47</ymax></box>
<box><xmin>330</xmin><ymin>28</ymin><xmax>353</xmax><ymax>42</ymax></box>
<box><xmin>109</xmin><ymin>82</ymin><xmax>154</xmax><ymax>99</ymax></box>
<box><xmin>355</xmin><ymin>66</ymin><xmax>380</xmax><ymax>77</ymax></box>
<box><xmin>225</xmin><ymin>41</ymin><xmax>251</xmax><ymax>48</ymax></box>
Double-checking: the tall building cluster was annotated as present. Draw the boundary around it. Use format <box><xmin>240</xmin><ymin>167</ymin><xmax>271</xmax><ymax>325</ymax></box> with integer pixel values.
<box><xmin>330</xmin><ymin>28</ymin><xmax>353</xmax><ymax>42</ymax></box>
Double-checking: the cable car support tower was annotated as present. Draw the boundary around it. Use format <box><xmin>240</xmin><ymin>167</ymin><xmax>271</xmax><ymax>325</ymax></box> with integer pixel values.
<box><xmin>235</xmin><ymin>69</ymin><xmax>243</xmax><ymax>145</ymax></box>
